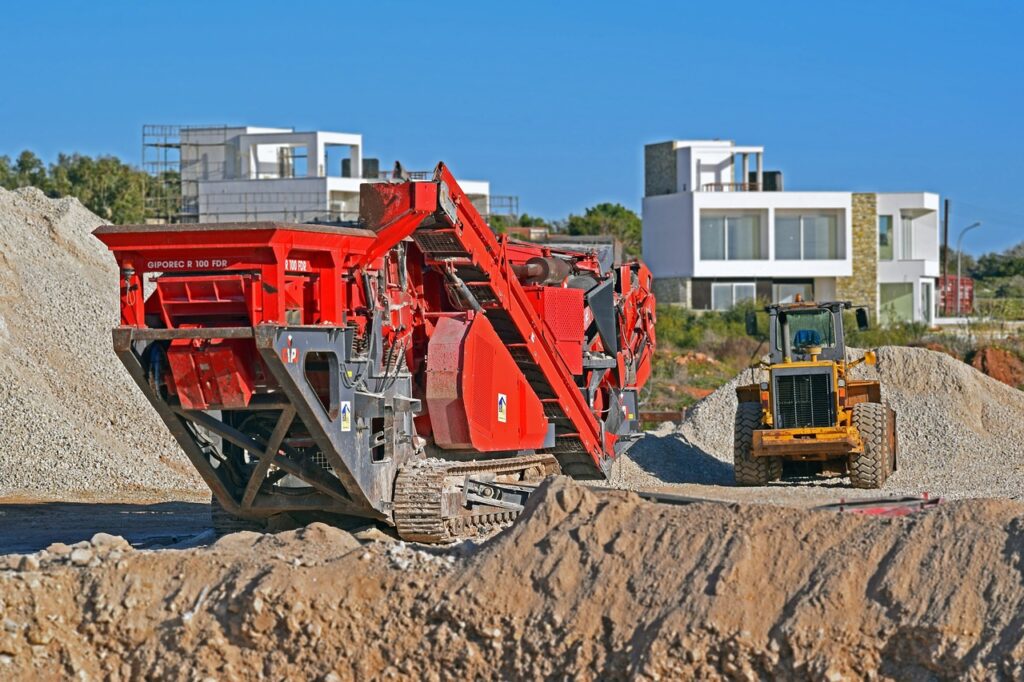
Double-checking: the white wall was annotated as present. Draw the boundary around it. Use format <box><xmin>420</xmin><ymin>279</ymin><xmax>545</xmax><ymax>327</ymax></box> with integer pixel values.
<box><xmin>641</xmin><ymin>188</ymin><xmax>854</xmax><ymax>280</ymax></box>
<box><xmin>642</xmin><ymin>193</ymin><xmax>694</xmax><ymax>277</ymax></box>
<box><xmin>198</xmin><ymin>177</ymin><xmax>329</xmax><ymax>223</ymax></box>
<box><xmin>691</xmin><ymin>191</ymin><xmax>853</xmax><ymax>279</ymax></box>
<box><xmin>876</xmin><ymin>192</ymin><xmax>941</xmax><ymax>282</ymax></box>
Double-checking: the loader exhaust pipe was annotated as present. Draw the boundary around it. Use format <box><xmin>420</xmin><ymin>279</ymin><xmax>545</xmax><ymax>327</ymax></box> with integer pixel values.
<box><xmin>512</xmin><ymin>256</ymin><xmax>571</xmax><ymax>285</ymax></box>
<box><xmin>780</xmin><ymin>312</ymin><xmax>792</xmax><ymax>362</ymax></box>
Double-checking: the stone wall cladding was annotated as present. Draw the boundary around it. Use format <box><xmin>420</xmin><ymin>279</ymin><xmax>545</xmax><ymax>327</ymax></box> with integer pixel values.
<box><xmin>644</xmin><ymin>142</ymin><xmax>676</xmax><ymax>197</ymax></box>
<box><xmin>836</xmin><ymin>192</ymin><xmax>878</xmax><ymax>313</ymax></box>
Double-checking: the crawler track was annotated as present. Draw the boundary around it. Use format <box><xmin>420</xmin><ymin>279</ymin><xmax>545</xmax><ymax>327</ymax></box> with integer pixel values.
<box><xmin>393</xmin><ymin>454</ymin><xmax>559</xmax><ymax>542</ymax></box>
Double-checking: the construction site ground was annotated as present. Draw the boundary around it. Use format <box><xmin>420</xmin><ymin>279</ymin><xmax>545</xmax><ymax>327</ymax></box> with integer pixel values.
<box><xmin>2</xmin><ymin>186</ymin><xmax>1024</xmax><ymax>677</ymax></box>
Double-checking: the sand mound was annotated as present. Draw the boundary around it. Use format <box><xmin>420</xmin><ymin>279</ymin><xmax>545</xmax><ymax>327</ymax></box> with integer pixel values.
<box><xmin>0</xmin><ymin>187</ymin><xmax>200</xmax><ymax>498</ymax></box>
<box><xmin>1</xmin><ymin>478</ymin><xmax>1021</xmax><ymax>679</ymax></box>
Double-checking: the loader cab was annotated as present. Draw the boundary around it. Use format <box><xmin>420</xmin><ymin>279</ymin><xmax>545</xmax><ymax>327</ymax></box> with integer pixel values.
<box><xmin>761</xmin><ymin>301</ymin><xmax>857</xmax><ymax>364</ymax></box>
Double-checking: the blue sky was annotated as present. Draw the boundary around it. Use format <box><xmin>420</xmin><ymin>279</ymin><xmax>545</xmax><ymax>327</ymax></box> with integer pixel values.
<box><xmin>2</xmin><ymin>1</ymin><xmax>1021</xmax><ymax>254</ymax></box>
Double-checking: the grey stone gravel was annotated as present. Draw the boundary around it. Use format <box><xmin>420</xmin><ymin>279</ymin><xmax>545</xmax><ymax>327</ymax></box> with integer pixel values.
<box><xmin>2</xmin><ymin>185</ymin><xmax>1019</xmax><ymax>508</ymax></box>
<box><xmin>0</xmin><ymin>187</ymin><xmax>202</xmax><ymax>498</ymax></box>
<box><xmin>611</xmin><ymin>346</ymin><xmax>1024</xmax><ymax>502</ymax></box>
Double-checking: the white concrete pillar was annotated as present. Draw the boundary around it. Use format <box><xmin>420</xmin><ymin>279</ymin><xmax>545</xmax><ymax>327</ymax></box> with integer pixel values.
<box><xmin>741</xmin><ymin>153</ymin><xmax>749</xmax><ymax>190</ymax></box>
<box><xmin>350</xmin><ymin>142</ymin><xmax>363</xmax><ymax>179</ymax></box>
<box><xmin>307</xmin><ymin>134</ymin><xmax>323</xmax><ymax>177</ymax></box>
<box><xmin>756</xmin><ymin>152</ymin><xmax>763</xmax><ymax>190</ymax></box>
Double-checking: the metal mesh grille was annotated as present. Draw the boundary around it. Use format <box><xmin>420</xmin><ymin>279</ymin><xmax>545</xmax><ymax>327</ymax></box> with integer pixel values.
<box><xmin>413</xmin><ymin>230</ymin><xmax>468</xmax><ymax>258</ymax></box>
<box><xmin>310</xmin><ymin>451</ymin><xmax>334</xmax><ymax>472</ymax></box>
<box><xmin>468</xmin><ymin>285</ymin><xmax>499</xmax><ymax>305</ymax></box>
<box><xmin>508</xmin><ymin>346</ymin><xmax>536</xmax><ymax>366</ymax></box>
<box><xmin>542</xmin><ymin>401</ymin><xmax>565</xmax><ymax>419</ymax></box>
<box><xmin>774</xmin><ymin>372</ymin><xmax>834</xmax><ymax>429</ymax></box>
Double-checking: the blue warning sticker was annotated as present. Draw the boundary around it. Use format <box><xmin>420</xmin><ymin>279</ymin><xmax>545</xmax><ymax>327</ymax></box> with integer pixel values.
<box><xmin>497</xmin><ymin>393</ymin><xmax>507</xmax><ymax>423</ymax></box>
<box><xmin>341</xmin><ymin>401</ymin><xmax>352</xmax><ymax>432</ymax></box>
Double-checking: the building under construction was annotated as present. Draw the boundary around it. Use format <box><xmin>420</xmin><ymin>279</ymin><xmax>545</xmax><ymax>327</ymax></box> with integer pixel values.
<box><xmin>143</xmin><ymin>124</ymin><xmax>512</xmax><ymax>224</ymax></box>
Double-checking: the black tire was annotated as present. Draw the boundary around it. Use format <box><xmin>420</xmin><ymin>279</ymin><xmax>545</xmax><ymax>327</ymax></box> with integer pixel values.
<box><xmin>734</xmin><ymin>402</ymin><xmax>781</xmax><ymax>485</ymax></box>
<box><xmin>849</xmin><ymin>403</ymin><xmax>890</xmax><ymax>489</ymax></box>
<box><xmin>210</xmin><ymin>494</ymin><xmax>267</xmax><ymax>535</ymax></box>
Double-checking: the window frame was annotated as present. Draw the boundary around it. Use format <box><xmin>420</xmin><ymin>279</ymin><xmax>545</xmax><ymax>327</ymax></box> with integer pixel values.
<box><xmin>774</xmin><ymin>212</ymin><xmax>843</xmax><ymax>260</ymax></box>
<box><xmin>879</xmin><ymin>214</ymin><xmax>894</xmax><ymax>261</ymax></box>
<box><xmin>901</xmin><ymin>215</ymin><xmax>914</xmax><ymax>260</ymax></box>
<box><xmin>711</xmin><ymin>281</ymin><xmax>756</xmax><ymax>310</ymax></box>
<box><xmin>700</xmin><ymin>213</ymin><xmax>765</xmax><ymax>261</ymax></box>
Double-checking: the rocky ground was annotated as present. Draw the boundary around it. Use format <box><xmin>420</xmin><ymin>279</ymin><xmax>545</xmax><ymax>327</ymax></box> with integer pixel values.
<box><xmin>0</xmin><ymin>479</ymin><xmax>1022</xmax><ymax>680</ymax></box>
<box><xmin>3</xmin><ymin>187</ymin><xmax>1024</xmax><ymax>679</ymax></box>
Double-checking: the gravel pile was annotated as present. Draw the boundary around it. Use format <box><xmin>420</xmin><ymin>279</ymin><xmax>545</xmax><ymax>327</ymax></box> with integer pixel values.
<box><xmin>613</xmin><ymin>346</ymin><xmax>1024</xmax><ymax>500</ymax></box>
<box><xmin>0</xmin><ymin>187</ymin><xmax>201</xmax><ymax>498</ymax></box>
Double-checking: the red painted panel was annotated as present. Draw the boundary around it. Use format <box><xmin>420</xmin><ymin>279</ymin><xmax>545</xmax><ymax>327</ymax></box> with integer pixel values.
<box><xmin>523</xmin><ymin>286</ymin><xmax>585</xmax><ymax>375</ymax></box>
<box><xmin>426</xmin><ymin>315</ymin><xmax>548</xmax><ymax>451</ymax></box>
<box><xmin>166</xmin><ymin>339</ymin><xmax>255</xmax><ymax>409</ymax></box>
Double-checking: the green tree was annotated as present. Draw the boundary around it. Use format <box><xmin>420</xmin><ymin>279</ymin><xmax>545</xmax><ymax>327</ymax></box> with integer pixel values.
<box><xmin>517</xmin><ymin>213</ymin><xmax>547</xmax><ymax>227</ymax></box>
<box><xmin>0</xmin><ymin>155</ymin><xmax>13</xmax><ymax>189</ymax></box>
<box><xmin>47</xmin><ymin>153</ymin><xmax>147</xmax><ymax>223</ymax></box>
<box><xmin>566</xmin><ymin>203</ymin><xmax>641</xmax><ymax>257</ymax></box>
<box><xmin>973</xmin><ymin>243</ymin><xmax>1024</xmax><ymax>279</ymax></box>
<box><xmin>488</xmin><ymin>214</ymin><xmax>509</xmax><ymax>234</ymax></box>
<box><xmin>13</xmin><ymin>150</ymin><xmax>49</xmax><ymax>190</ymax></box>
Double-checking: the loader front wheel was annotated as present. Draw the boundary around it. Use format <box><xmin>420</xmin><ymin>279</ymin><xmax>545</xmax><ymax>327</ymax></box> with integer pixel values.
<box><xmin>734</xmin><ymin>402</ymin><xmax>781</xmax><ymax>486</ymax></box>
<box><xmin>849</xmin><ymin>402</ymin><xmax>890</xmax><ymax>489</ymax></box>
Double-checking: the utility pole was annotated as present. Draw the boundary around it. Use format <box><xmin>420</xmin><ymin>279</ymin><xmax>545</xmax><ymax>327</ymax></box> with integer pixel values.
<box><xmin>942</xmin><ymin>199</ymin><xmax>950</xmax><ymax>315</ymax></box>
<box><xmin>956</xmin><ymin>221</ymin><xmax>982</xmax><ymax>318</ymax></box>
<box><xmin>942</xmin><ymin>198</ymin><xmax>950</xmax><ymax>281</ymax></box>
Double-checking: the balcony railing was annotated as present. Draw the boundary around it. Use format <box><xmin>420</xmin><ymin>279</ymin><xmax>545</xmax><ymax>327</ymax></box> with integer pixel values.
<box><xmin>701</xmin><ymin>182</ymin><xmax>762</xmax><ymax>192</ymax></box>
<box><xmin>370</xmin><ymin>170</ymin><xmax>434</xmax><ymax>180</ymax></box>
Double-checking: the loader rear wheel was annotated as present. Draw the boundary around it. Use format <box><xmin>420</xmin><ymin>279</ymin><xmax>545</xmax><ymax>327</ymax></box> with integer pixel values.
<box><xmin>850</xmin><ymin>402</ymin><xmax>890</xmax><ymax>489</ymax></box>
<box><xmin>210</xmin><ymin>494</ymin><xmax>268</xmax><ymax>535</ymax></box>
<box><xmin>734</xmin><ymin>402</ymin><xmax>781</xmax><ymax>486</ymax></box>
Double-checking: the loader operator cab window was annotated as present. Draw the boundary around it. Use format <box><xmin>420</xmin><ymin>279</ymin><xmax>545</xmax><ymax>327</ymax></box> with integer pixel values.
<box><xmin>776</xmin><ymin>309</ymin><xmax>835</xmax><ymax>353</ymax></box>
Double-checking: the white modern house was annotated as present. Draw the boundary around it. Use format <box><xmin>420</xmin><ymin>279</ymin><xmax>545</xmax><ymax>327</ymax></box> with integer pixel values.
<box><xmin>177</xmin><ymin>126</ymin><xmax>491</xmax><ymax>224</ymax></box>
<box><xmin>642</xmin><ymin>140</ymin><xmax>940</xmax><ymax>324</ymax></box>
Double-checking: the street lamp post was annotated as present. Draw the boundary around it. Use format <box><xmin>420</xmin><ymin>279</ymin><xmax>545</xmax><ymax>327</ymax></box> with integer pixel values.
<box><xmin>956</xmin><ymin>221</ymin><xmax>982</xmax><ymax>317</ymax></box>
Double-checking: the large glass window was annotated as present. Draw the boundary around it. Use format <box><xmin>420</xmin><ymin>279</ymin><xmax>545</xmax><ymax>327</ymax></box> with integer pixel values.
<box><xmin>880</xmin><ymin>282</ymin><xmax>914</xmax><ymax>324</ymax></box>
<box><xmin>879</xmin><ymin>215</ymin><xmax>893</xmax><ymax>260</ymax></box>
<box><xmin>804</xmin><ymin>215</ymin><xmax>838</xmax><ymax>259</ymax></box>
<box><xmin>700</xmin><ymin>214</ymin><xmax>764</xmax><ymax>260</ymax></box>
<box><xmin>712</xmin><ymin>282</ymin><xmax>756</xmax><ymax>310</ymax></box>
<box><xmin>727</xmin><ymin>216</ymin><xmax>762</xmax><ymax>259</ymax></box>
<box><xmin>776</xmin><ymin>216</ymin><xmax>801</xmax><ymax>260</ymax></box>
<box><xmin>700</xmin><ymin>216</ymin><xmax>726</xmax><ymax>260</ymax></box>
<box><xmin>774</xmin><ymin>213</ymin><xmax>842</xmax><ymax>260</ymax></box>
<box><xmin>773</xmin><ymin>283</ymin><xmax>813</xmax><ymax>304</ymax></box>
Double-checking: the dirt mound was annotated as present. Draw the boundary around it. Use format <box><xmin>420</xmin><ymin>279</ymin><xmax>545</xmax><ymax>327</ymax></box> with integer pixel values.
<box><xmin>658</xmin><ymin>346</ymin><xmax>1024</xmax><ymax>499</ymax></box>
<box><xmin>971</xmin><ymin>347</ymin><xmax>1024</xmax><ymax>388</ymax></box>
<box><xmin>0</xmin><ymin>187</ymin><xmax>201</xmax><ymax>498</ymax></box>
<box><xmin>1</xmin><ymin>479</ymin><xmax>1022</xmax><ymax>679</ymax></box>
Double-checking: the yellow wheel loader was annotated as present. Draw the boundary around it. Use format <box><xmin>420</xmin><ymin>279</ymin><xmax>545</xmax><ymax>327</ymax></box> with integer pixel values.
<box><xmin>734</xmin><ymin>299</ymin><xmax>897</xmax><ymax>489</ymax></box>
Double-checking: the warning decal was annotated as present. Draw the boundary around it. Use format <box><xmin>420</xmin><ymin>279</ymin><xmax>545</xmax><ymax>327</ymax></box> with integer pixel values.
<box><xmin>497</xmin><ymin>393</ymin><xmax>507</xmax><ymax>423</ymax></box>
<box><xmin>341</xmin><ymin>401</ymin><xmax>352</xmax><ymax>432</ymax></box>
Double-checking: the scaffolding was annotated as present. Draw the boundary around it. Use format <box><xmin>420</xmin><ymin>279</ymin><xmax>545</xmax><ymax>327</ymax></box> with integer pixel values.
<box><xmin>143</xmin><ymin>124</ymin><xmax>517</xmax><ymax>226</ymax></box>
<box><xmin>488</xmin><ymin>194</ymin><xmax>519</xmax><ymax>219</ymax></box>
<box><xmin>142</xmin><ymin>124</ymin><xmax>229</xmax><ymax>223</ymax></box>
